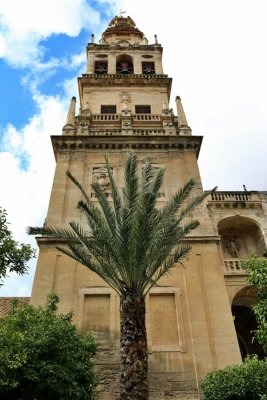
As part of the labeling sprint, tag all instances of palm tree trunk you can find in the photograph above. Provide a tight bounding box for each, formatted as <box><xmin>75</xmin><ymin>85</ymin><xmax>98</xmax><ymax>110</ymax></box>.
<box><xmin>120</xmin><ymin>292</ymin><xmax>149</xmax><ymax>399</ymax></box>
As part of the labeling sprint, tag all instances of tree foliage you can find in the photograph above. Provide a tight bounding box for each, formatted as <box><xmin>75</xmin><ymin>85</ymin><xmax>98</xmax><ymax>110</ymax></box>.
<box><xmin>241</xmin><ymin>255</ymin><xmax>267</xmax><ymax>352</ymax></box>
<box><xmin>0</xmin><ymin>293</ymin><xmax>97</xmax><ymax>400</ymax></box>
<box><xmin>201</xmin><ymin>356</ymin><xmax>267</xmax><ymax>400</ymax></box>
<box><xmin>28</xmin><ymin>153</ymin><xmax>211</xmax><ymax>297</ymax></box>
<box><xmin>28</xmin><ymin>152</ymin><xmax>214</xmax><ymax>399</ymax></box>
<box><xmin>0</xmin><ymin>207</ymin><xmax>36</xmax><ymax>286</ymax></box>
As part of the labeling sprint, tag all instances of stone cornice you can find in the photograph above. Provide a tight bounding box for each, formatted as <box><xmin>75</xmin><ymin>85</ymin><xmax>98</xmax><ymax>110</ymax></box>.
<box><xmin>87</xmin><ymin>43</ymin><xmax>162</xmax><ymax>51</ymax></box>
<box><xmin>51</xmin><ymin>135</ymin><xmax>202</xmax><ymax>160</ymax></box>
<box><xmin>36</xmin><ymin>233</ymin><xmax>219</xmax><ymax>247</ymax></box>
<box><xmin>78</xmin><ymin>75</ymin><xmax>171</xmax><ymax>91</ymax></box>
<box><xmin>78</xmin><ymin>74</ymin><xmax>172</xmax><ymax>101</ymax></box>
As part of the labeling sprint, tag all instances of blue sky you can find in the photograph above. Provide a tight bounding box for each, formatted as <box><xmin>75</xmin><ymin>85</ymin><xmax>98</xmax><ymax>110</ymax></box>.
<box><xmin>0</xmin><ymin>0</ymin><xmax>267</xmax><ymax>296</ymax></box>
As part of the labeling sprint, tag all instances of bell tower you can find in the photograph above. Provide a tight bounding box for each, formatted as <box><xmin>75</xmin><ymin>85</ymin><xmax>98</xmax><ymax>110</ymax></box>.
<box><xmin>31</xmin><ymin>16</ymin><xmax>242</xmax><ymax>399</ymax></box>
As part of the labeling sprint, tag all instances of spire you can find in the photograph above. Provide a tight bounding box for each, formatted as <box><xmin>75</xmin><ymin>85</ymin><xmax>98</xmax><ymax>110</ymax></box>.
<box><xmin>175</xmin><ymin>96</ymin><xmax>188</xmax><ymax>127</ymax></box>
<box><xmin>175</xmin><ymin>96</ymin><xmax>192</xmax><ymax>135</ymax></box>
<box><xmin>64</xmin><ymin>96</ymin><xmax>76</xmax><ymax>127</ymax></box>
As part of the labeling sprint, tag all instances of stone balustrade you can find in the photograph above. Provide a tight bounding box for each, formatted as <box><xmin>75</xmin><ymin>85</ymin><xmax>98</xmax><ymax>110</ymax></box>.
<box><xmin>91</xmin><ymin>114</ymin><xmax>120</xmax><ymax>121</ymax></box>
<box><xmin>223</xmin><ymin>259</ymin><xmax>248</xmax><ymax>274</ymax></box>
<box><xmin>206</xmin><ymin>191</ymin><xmax>262</xmax><ymax>209</ymax></box>
<box><xmin>86</xmin><ymin>129</ymin><xmax>167</xmax><ymax>136</ymax></box>
<box><xmin>211</xmin><ymin>192</ymin><xmax>252</xmax><ymax>202</ymax></box>
<box><xmin>82</xmin><ymin>73</ymin><xmax>168</xmax><ymax>79</ymax></box>
<box><xmin>133</xmin><ymin>114</ymin><xmax>161</xmax><ymax>121</ymax></box>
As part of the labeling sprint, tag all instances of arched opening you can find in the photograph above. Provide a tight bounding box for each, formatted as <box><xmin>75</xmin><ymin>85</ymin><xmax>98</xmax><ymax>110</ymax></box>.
<box><xmin>116</xmin><ymin>54</ymin><xmax>134</xmax><ymax>74</ymax></box>
<box><xmin>232</xmin><ymin>286</ymin><xmax>265</xmax><ymax>360</ymax></box>
<box><xmin>218</xmin><ymin>216</ymin><xmax>266</xmax><ymax>261</ymax></box>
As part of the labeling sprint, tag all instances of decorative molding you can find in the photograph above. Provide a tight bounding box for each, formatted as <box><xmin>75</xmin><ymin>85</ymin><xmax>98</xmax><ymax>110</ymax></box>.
<box><xmin>51</xmin><ymin>135</ymin><xmax>203</xmax><ymax>160</ymax></box>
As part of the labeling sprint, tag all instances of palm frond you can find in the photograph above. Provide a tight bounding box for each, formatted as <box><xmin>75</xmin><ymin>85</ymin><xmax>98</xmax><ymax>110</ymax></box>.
<box><xmin>28</xmin><ymin>153</ymin><xmax>209</xmax><ymax>297</ymax></box>
<box><xmin>105</xmin><ymin>155</ymin><xmax>122</xmax><ymax>224</ymax></box>
<box><xmin>144</xmin><ymin>243</ymin><xmax>192</xmax><ymax>295</ymax></box>
<box><xmin>27</xmin><ymin>225</ymin><xmax>79</xmax><ymax>241</ymax></box>
<box><xmin>66</xmin><ymin>170</ymin><xmax>92</xmax><ymax>206</ymax></box>
<box><xmin>91</xmin><ymin>181</ymin><xmax>117</xmax><ymax>232</ymax></box>
<box><xmin>56</xmin><ymin>244</ymin><xmax>123</xmax><ymax>294</ymax></box>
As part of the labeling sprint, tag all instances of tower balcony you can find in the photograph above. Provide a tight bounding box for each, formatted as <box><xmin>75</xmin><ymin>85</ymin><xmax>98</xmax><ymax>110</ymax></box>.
<box><xmin>223</xmin><ymin>259</ymin><xmax>248</xmax><ymax>275</ymax></box>
<box><xmin>78</xmin><ymin>113</ymin><xmax>173</xmax><ymax>131</ymax></box>
<box><xmin>91</xmin><ymin>113</ymin><xmax>120</xmax><ymax>122</ymax></box>
<box><xmin>206</xmin><ymin>191</ymin><xmax>262</xmax><ymax>209</ymax></box>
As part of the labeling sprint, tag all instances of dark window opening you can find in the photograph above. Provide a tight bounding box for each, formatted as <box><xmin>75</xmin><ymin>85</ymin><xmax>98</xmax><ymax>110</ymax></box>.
<box><xmin>135</xmin><ymin>105</ymin><xmax>151</xmax><ymax>114</ymax></box>
<box><xmin>116</xmin><ymin>61</ymin><xmax>133</xmax><ymax>74</ymax></box>
<box><xmin>101</xmin><ymin>105</ymin><xmax>117</xmax><ymax>114</ymax></box>
<box><xmin>142</xmin><ymin>62</ymin><xmax>155</xmax><ymax>74</ymax></box>
<box><xmin>116</xmin><ymin>55</ymin><xmax>134</xmax><ymax>75</ymax></box>
<box><xmin>95</xmin><ymin>61</ymin><xmax>108</xmax><ymax>74</ymax></box>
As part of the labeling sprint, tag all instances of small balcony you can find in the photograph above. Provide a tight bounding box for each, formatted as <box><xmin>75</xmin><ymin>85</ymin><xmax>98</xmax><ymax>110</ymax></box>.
<box><xmin>206</xmin><ymin>191</ymin><xmax>262</xmax><ymax>209</ymax></box>
<box><xmin>133</xmin><ymin>114</ymin><xmax>161</xmax><ymax>122</ymax></box>
<box><xmin>91</xmin><ymin>114</ymin><xmax>120</xmax><ymax>121</ymax></box>
<box><xmin>223</xmin><ymin>259</ymin><xmax>248</xmax><ymax>275</ymax></box>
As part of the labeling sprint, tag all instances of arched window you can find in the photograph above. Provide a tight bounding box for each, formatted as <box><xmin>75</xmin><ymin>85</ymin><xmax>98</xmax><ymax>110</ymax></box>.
<box><xmin>116</xmin><ymin>54</ymin><xmax>134</xmax><ymax>74</ymax></box>
<box><xmin>218</xmin><ymin>216</ymin><xmax>266</xmax><ymax>260</ymax></box>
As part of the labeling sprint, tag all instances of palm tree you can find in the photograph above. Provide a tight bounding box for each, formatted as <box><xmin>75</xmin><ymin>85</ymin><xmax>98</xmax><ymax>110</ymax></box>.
<box><xmin>28</xmin><ymin>152</ymin><xmax>212</xmax><ymax>400</ymax></box>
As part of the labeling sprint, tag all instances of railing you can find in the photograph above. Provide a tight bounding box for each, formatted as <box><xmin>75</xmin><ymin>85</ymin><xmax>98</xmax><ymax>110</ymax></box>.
<box><xmin>223</xmin><ymin>259</ymin><xmax>247</xmax><ymax>274</ymax></box>
<box><xmin>206</xmin><ymin>191</ymin><xmax>261</xmax><ymax>208</ymax></box>
<box><xmin>133</xmin><ymin>114</ymin><xmax>161</xmax><ymax>121</ymax></box>
<box><xmin>87</xmin><ymin>130</ymin><xmax>121</xmax><ymax>136</ymax></box>
<box><xmin>132</xmin><ymin>129</ymin><xmax>166</xmax><ymax>135</ymax></box>
<box><xmin>85</xmin><ymin>129</ymin><xmax>167</xmax><ymax>136</ymax></box>
<box><xmin>82</xmin><ymin>73</ymin><xmax>168</xmax><ymax>79</ymax></box>
<box><xmin>88</xmin><ymin>43</ymin><xmax>158</xmax><ymax>50</ymax></box>
<box><xmin>91</xmin><ymin>114</ymin><xmax>120</xmax><ymax>121</ymax></box>
<box><xmin>210</xmin><ymin>192</ymin><xmax>252</xmax><ymax>202</ymax></box>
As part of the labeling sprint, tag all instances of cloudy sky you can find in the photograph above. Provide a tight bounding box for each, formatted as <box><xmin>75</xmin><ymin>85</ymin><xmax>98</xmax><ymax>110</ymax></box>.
<box><xmin>0</xmin><ymin>0</ymin><xmax>266</xmax><ymax>296</ymax></box>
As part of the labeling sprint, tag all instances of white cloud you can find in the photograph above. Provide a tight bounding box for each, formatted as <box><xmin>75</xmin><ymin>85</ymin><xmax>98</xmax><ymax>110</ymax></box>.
<box><xmin>0</xmin><ymin>92</ymin><xmax>68</xmax><ymax>295</ymax></box>
<box><xmin>119</xmin><ymin>0</ymin><xmax>267</xmax><ymax>190</ymax></box>
<box><xmin>0</xmin><ymin>0</ymin><xmax>104</xmax><ymax>67</ymax></box>
<box><xmin>0</xmin><ymin>0</ymin><xmax>119</xmax><ymax>296</ymax></box>
<box><xmin>1</xmin><ymin>0</ymin><xmax>267</xmax><ymax>296</ymax></box>
<box><xmin>0</xmin><ymin>92</ymin><xmax>67</xmax><ymax>233</ymax></box>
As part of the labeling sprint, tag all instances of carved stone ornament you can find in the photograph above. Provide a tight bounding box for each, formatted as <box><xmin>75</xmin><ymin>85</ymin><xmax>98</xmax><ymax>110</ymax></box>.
<box><xmin>92</xmin><ymin>167</ymin><xmax>112</xmax><ymax>192</ymax></box>
<box><xmin>224</xmin><ymin>237</ymin><xmax>240</xmax><ymax>258</ymax></box>
<box><xmin>119</xmin><ymin>93</ymin><xmax>132</xmax><ymax>109</ymax></box>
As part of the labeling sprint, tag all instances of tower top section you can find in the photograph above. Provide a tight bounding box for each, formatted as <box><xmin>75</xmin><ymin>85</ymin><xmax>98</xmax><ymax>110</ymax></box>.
<box><xmin>100</xmin><ymin>15</ymin><xmax>148</xmax><ymax>45</ymax></box>
<box><xmin>60</xmin><ymin>15</ymin><xmax>194</xmax><ymax>146</ymax></box>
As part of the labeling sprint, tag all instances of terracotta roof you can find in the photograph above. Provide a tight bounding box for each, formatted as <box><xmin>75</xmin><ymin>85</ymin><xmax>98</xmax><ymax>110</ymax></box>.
<box><xmin>0</xmin><ymin>297</ymin><xmax>30</xmax><ymax>317</ymax></box>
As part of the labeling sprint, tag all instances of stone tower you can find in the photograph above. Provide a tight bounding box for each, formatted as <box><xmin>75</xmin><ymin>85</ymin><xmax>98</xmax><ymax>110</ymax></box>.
<box><xmin>31</xmin><ymin>15</ymin><xmax>267</xmax><ymax>399</ymax></box>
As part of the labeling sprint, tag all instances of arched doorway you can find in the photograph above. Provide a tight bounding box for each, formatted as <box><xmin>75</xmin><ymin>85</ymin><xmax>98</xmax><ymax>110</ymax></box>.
<box><xmin>232</xmin><ymin>286</ymin><xmax>265</xmax><ymax>360</ymax></box>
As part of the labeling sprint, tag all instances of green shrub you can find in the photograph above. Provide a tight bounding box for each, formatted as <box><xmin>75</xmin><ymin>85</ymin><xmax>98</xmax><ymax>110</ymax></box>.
<box><xmin>0</xmin><ymin>293</ymin><xmax>98</xmax><ymax>400</ymax></box>
<box><xmin>201</xmin><ymin>356</ymin><xmax>267</xmax><ymax>400</ymax></box>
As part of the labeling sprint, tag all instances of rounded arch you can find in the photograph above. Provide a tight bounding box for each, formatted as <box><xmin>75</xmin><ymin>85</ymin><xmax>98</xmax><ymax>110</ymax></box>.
<box><xmin>232</xmin><ymin>286</ymin><xmax>265</xmax><ymax>360</ymax></box>
<box><xmin>116</xmin><ymin>54</ymin><xmax>133</xmax><ymax>74</ymax></box>
<box><xmin>218</xmin><ymin>215</ymin><xmax>266</xmax><ymax>259</ymax></box>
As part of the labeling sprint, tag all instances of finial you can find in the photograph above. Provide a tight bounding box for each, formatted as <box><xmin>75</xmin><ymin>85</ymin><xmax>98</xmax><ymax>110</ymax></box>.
<box><xmin>175</xmin><ymin>96</ymin><xmax>190</xmax><ymax>133</ymax></box>
<box><xmin>64</xmin><ymin>96</ymin><xmax>76</xmax><ymax>127</ymax></box>
<box><xmin>154</xmin><ymin>35</ymin><xmax>158</xmax><ymax>44</ymax></box>
<box><xmin>90</xmin><ymin>34</ymin><xmax>94</xmax><ymax>44</ymax></box>
<box><xmin>119</xmin><ymin>10</ymin><xmax>127</xmax><ymax>16</ymax></box>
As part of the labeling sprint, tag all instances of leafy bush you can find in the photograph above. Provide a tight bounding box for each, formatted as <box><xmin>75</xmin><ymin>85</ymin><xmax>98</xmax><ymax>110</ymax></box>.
<box><xmin>0</xmin><ymin>293</ymin><xmax>97</xmax><ymax>400</ymax></box>
<box><xmin>201</xmin><ymin>356</ymin><xmax>267</xmax><ymax>400</ymax></box>
<box><xmin>0</xmin><ymin>207</ymin><xmax>35</xmax><ymax>286</ymax></box>
<box><xmin>241</xmin><ymin>255</ymin><xmax>267</xmax><ymax>352</ymax></box>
